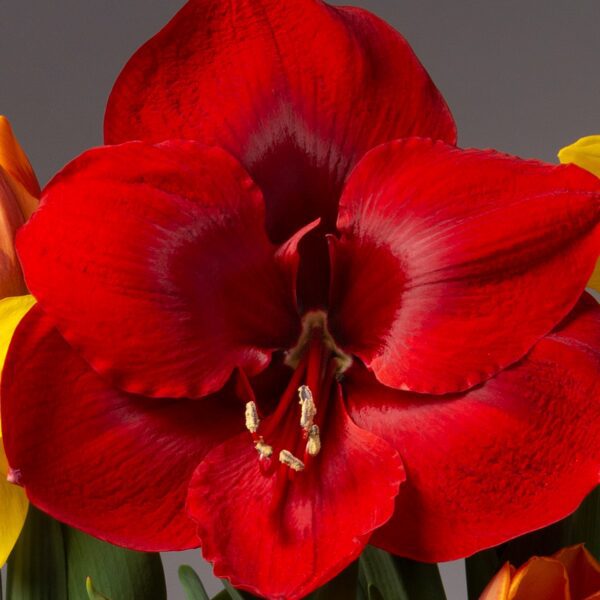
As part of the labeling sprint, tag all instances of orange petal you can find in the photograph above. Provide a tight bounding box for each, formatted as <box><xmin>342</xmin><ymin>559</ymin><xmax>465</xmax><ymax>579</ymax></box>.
<box><xmin>0</xmin><ymin>116</ymin><xmax>40</xmax><ymax>199</ymax></box>
<box><xmin>480</xmin><ymin>562</ymin><xmax>512</xmax><ymax>600</ymax></box>
<box><xmin>0</xmin><ymin>118</ymin><xmax>40</xmax><ymax>298</ymax></box>
<box><xmin>0</xmin><ymin>171</ymin><xmax>29</xmax><ymax>297</ymax></box>
<box><xmin>508</xmin><ymin>557</ymin><xmax>570</xmax><ymax>600</ymax></box>
<box><xmin>554</xmin><ymin>545</ymin><xmax>600</xmax><ymax>600</ymax></box>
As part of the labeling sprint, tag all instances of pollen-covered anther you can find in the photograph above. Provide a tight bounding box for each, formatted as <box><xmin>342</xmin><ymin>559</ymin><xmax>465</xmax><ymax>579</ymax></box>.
<box><xmin>254</xmin><ymin>438</ymin><xmax>273</xmax><ymax>459</ymax></box>
<box><xmin>244</xmin><ymin>400</ymin><xmax>260</xmax><ymax>433</ymax></box>
<box><xmin>298</xmin><ymin>385</ymin><xmax>317</xmax><ymax>429</ymax></box>
<box><xmin>306</xmin><ymin>424</ymin><xmax>321</xmax><ymax>457</ymax></box>
<box><xmin>279</xmin><ymin>449</ymin><xmax>305</xmax><ymax>472</ymax></box>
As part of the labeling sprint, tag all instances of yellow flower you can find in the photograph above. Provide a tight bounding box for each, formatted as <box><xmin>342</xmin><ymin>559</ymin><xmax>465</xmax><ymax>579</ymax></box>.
<box><xmin>0</xmin><ymin>116</ymin><xmax>39</xmax><ymax>566</ymax></box>
<box><xmin>558</xmin><ymin>135</ymin><xmax>600</xmax><ymax>291</ymax></box>
<box><xmin>480</xmin><ymin>544</ymin><xmax>600</xmax><ymax>600</ymax></box>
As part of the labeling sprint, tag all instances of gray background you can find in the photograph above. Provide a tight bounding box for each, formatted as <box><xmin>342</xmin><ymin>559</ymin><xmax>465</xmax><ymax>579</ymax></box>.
<box><xmin>2</xmin><ymin>1</ymin><xmax>600</xmax><ymax>598</ymax></box>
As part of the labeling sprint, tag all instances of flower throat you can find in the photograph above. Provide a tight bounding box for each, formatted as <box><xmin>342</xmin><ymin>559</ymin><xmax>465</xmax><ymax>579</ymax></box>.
<box><xmin>240</xmin><ymin>310</ymin><xmax>352</xmax><ymax>476</ymax></box>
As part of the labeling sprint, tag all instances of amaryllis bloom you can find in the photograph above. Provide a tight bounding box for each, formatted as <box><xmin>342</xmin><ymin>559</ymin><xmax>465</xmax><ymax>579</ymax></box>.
<box><xmin>0</xmin><ymin>116</ymin><xmax>39</xmax><ymax>565</ymax></box>
<box><xmin>560</xmin><ymin>135</ymin><xmax>600</xmax><ymax>291</ymax></box>
<box><xmin>480</xmin><ymin>545</ymin><xmax>600</xmax><ymax>600</ymax></box>
<box><xmin>3</xmin><ymin>2</ymin><xmax>600</xmax><ymax>599</ymax></box>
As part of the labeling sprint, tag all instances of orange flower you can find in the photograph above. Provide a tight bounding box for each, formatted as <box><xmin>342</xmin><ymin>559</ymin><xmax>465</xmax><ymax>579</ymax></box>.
<box><xmin>480</xmin><ymin>545</ymin><xmax>600</xmax><ymax>600</ymax></box>
<box><xmin>0</xmin><ymin>116</ymin><xmax>40</xmax><ymax>297</ymax></box>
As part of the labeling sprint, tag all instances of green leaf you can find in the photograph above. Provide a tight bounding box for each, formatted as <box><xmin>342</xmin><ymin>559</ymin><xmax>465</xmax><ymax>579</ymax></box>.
<box><xmin>359</xmin><ymin>547</ymin><xmax>407</xmax><ymax>600</ymax></box>
<box><xmin>465</xmin><ymin>550</ymin><xmax>501</xmax><ymax>600</ymax></box>
<box><xmin>392</xmin><ymin>556</ymin><xmax>447</xmax><ymax>600</ymax></box>
<box><xmin>359</xmin><ymin>546</ymin><xmax>446</xmax><ymax>600</ymax></box>
<box><xmin>563</xmin><ymin>485</ymin><xmax>600</xmax><ymax>559</ymax></box>
<box><xmin>308</xmin><ymin>560</ymin><xmax>359</xmax><ymax>600</ymax></box>
<box><xmin>222</xmin><ymin>582</ymin><xmax>256</xmax><ymax>600</ymax></box>
<box><xmin>178</xmin><ymin>565</ymin><xmax>210</xmax><ymax>600</ymax></box>
<box><xmin>63</xmin><ymin>526</ymin><xmax>166</xmax><ymax>600</ymax></box>
<box><xmin>7</xmin><ymin>505</ymin><xmax>68</xmax><ymax>600</ymax></box>
<box><xmin>85</xmin><ymin>577</ymin><xmax>110</xmax><ymax>600</ymax></box>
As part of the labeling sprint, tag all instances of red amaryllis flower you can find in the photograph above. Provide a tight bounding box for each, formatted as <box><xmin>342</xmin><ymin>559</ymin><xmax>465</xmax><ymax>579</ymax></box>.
<box><xmin>3</xmin><ymin>2</ymin><xmax>600</xmax><ymax>599</ymax></box>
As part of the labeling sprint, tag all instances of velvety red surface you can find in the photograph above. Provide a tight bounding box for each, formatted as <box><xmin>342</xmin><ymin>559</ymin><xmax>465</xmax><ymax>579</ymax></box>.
<box><xmin>4</xmin><ymin>1</ymin><xmax>600</xmax><ymax>599</ymax></box>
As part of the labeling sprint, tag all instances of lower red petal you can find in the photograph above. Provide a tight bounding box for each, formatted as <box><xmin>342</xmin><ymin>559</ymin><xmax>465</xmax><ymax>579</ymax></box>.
<box><xmin>187</xmin><ymin>386</ymin><xmax>404</xmax><ymax>600</ymax></box>
<box><xmin>1</xmin><ymin>306</ymin><xmax>244</xmax><ymax>550</ymax></box>
<box><xmin>345</xmin><ymin>294</ymin><xmax>600</xmax><ymax>561</ymax></box>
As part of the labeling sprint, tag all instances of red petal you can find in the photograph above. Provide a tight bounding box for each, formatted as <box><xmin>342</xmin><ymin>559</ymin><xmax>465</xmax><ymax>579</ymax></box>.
<box><xmin>345</xmin><ymin>294</ymin><xmax>600</xmax><ymax>561</ymax></box>
<box><xmin>187</xmin><ymin>386</ymin><xmax>404</xmax><ymax>600</ymax></box>
<box><xmin>330</xmin><ymin>138</ymin><xmax>600</xmax><ymax>394</ymax></box>
<box><xmin>17</xmin><ymin>141</ymin><xmax>300</xmax><ymax>398</ymax></box>
<box><xmin>104</xmin><ymin>0</ymin><xmax>456</xmax><ymax>242</ymax></box>
<box><xmin>1</xmin><ymin>306</ymin><xmax>245</xmax><ymax>550</ymax></box>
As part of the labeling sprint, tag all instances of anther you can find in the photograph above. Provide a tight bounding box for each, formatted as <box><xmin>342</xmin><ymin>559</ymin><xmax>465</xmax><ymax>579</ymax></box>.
<box><xmin>245</xmin><ymin>401</ymin><xmax>260</xmax><ymax>433</ymax></box>
<box><xmin>279</xmin><ymin>449</ymin><xmax>305</xmax><ymax>472</ymax></box>
<box><xmin>306</xmin><ymin>424</ymin><xmax>321</xmax><ymax>457</ymax></box>
<box><xmin>298</xmin><ymin>385</ymin><xmax>317</xmax><ymax>429</ymax></box>
<box><xmin>255</xmin><ymin>438</ymin><xmax>273</xmax><ymax>459</ymax></box>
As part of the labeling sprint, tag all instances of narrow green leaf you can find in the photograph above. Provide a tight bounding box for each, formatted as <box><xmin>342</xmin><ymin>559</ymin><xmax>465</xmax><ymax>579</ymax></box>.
<box><xmin>63</xmin><ymin>526</ymin><xmax>166</xmax><ymax>600</ymax></box>
<box><xmin>222</xmin><ymin>582</ymin><xmax>249</xmax><ymax>600</ymax></box>
<box><xmin>359</xmin><ymin>546</ymin><xmax>408</xmax><ymax>600</ymax></box>
<box><xmin>359</xmin><ymin>546</ymin><xmax>446</xmax><ymax>600</ymax></box>
<box><xmin>85</xmin><ymin>577</ymin><xmax>110</xmax><ymax>600</ymax></box>
<box><xmin>6</xmin><ymin>506</ymin><xmax>67</xmax><ymax>600</ymax></box>
<box><xmin>178</xmin><ymin>565</ymin><xmax>210</xmax><ymax>600</ymax></box>
<box><xmin>392</xmin><ymin>556</ymin><xmax>447</xmax><ymax>600</ymax></box>
<box><xmin>465</xmin><ymin>550</ymin><xmax>501</xmax><ymax>600</ymax></box>
<box><xmin>563</xmin><ymin>485</ymin><xmax>600</xmax><ymax>559</ymax></box>
<box><xmin>308</xmin><ymin>560</ymin><xmax>359</xmax><ymax>600</ymax></box>
<box><xmin>210</xmin><ymin>592</ymin><xmax>230</xmax><ymax>600</ymax></box>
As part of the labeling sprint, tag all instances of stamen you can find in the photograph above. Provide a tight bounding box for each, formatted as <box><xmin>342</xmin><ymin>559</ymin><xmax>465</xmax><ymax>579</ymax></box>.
<box><xmin>298</xmin><ymin>385</ymin><xmax>317</xmax><ymax>429</ymax></box>
<box><xmin>306</xmin><ymin>424</ymin><xmax>321</xmax><ymax>457</ymax></box>
<box><xmin>279</xmin><ymin>449</ymin><xmax>305</xmax><ymax>472</ymax></box>
<box><xmin>244</xmin><ymin>401</ymin><xmax>260</xmax><ymax>433</ymax></box>
<box><xmin>255</xmin><ymin>438</ymin><xmax>273</xmax><ymax>459</ymax></box>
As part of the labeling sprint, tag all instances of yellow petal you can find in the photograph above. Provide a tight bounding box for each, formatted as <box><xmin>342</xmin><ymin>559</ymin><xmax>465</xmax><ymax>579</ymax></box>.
<box><xmin>508</xmin><ymin>557</ymin><xmax>569</xmax><ymax>600</ymax></box>
<box><xmin>588</xmin><ymin>264</ymin><xmax>600</xmax><ymax>294</ymax></box>
<box><xmin>480</xmin><ymin>562</ymin><xmax>512</xmax><ymax>600</ymax></box>
<box><xmin>559</xmin><ymin>135</ymin><xmax>600</xmax><ymax>179</ymax></box>
<box><xmin>0</xmin><ymin>444</ymin><xmax>28</xmax><ymax>566</ymax></box>
<box><xmin>0</xmin><ymin>295</ymin><xmax>36</xmax><ymax>434</ymax></box>
<box><xmin>0</xmin><ymin>116</ymin><xmax>40</xmax><ymax>200</ymax></box>
<box><xmin>0</xmin><ymin>295</ymin><xmax>35</xmax><ymax>565</ymax></box>
<box><xmin>558</xmin><ymin>135</ymin><xmax>600</xmax><ymax>292</ymax></box>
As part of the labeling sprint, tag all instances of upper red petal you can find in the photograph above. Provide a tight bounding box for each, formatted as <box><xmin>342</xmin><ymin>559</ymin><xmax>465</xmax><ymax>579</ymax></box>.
<box><xmin>17</xmin><ymin>141</ymin><xmax>300</xmax><ymax>399</ymax></box>
<box><xmin>1</xmin><ymin>306</ymin><xmax>244</xmax><ymax>550</ymax></box>
<box><xmin>330</xmin><ymin>138</ymin><xmax>600</xmax><ymax>394</ymax></box>
<box><xmin>104</xmin><ymin>0</ymin><xmax>456</xmax><ymax>242</ymax></box>
<box><xmin>187</xmin><ymin>386</ymin><xmax>404</xmax><ymax>600</ymax></box>
<box><xmin>345</xmin><ymin>294</ymin><xmax>600</xmax><ymax>562</ymax></box>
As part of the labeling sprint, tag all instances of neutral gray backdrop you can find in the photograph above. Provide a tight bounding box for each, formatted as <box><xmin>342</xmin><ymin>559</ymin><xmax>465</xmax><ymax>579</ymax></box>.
<box><xmin>2</xmin><ymin>1</ymin><xmax>600</xmax><ymax>599</ymax></box>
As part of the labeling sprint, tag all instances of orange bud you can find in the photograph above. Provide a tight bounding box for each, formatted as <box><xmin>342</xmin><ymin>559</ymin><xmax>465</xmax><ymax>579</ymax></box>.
<box><xmin>0</xmin><ymin>116</ymin><xmax>40</xmax><ymax>298</ymax></box>
<box><xmin>480</xmin><ymin>545</ymin><xmax>600</xmax><ymax>600</ymax></box>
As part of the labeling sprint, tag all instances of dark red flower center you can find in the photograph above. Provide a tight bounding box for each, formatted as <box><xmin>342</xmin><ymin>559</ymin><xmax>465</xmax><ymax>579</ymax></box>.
<box><xmin>237</xmin><ymin>310</ymin><xmax>352</xmax><ymax>478</ymax></box>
